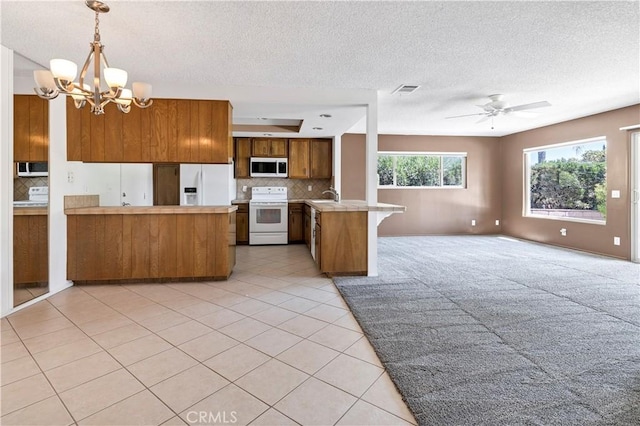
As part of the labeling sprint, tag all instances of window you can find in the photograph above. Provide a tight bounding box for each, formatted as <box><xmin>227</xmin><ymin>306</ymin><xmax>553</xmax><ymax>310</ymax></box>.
<box><xmin>524</xmin><ymin>137</ymin><xmax>606</xmax><ymax>223</ymax></box>
<box><xmin>378</xmin><ymin>153</ymin><xmax>466</xmax><ymax>188</ymax></box>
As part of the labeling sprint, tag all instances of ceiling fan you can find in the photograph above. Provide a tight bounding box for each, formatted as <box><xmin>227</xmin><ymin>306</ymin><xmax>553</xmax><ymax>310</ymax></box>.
<box><xmin>446</xmin><ymin>94</ymin><xmax>551</xmax><ymax>128</ymax></box>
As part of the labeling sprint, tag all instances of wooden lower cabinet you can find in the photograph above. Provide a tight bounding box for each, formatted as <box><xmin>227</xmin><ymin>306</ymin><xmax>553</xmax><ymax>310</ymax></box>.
<box><xmin>315</xmin><ymin>211</ymin><xmax>367</xmax><ymax>276</ymax></box>
<box><xmin>67</xmin><ymin>211</ymin><xmax>236</xmax><ymax>282</ymax></box>
<box><xmin>14</xmin><ymin>213</ymin><xmax>48</xmax><ymax>284</ymax></box>
<box><xmin>235</xmin><ymin>203</ymin><xmax>249</xmax><ymax>245</ymax></box>
<box><xmin>288</xmin><ymin>203</ymin><xmax>304</xmax><ymax>243</ymax></box>
<box><xmin>304</xmin><ymin>205</ymin><xmax>311</xmax><ymax>249</ymax></box>
<box><xmin>314</xmin><ymin>216</ymin><xmax>321</xmax><ymax>271</ymax></box>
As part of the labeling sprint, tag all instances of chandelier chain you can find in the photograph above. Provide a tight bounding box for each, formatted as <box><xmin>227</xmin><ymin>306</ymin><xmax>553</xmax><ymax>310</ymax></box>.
<box><xmin>94</xmin><ymin>10</ymin><xmax>100</xmax><ymax>42</ymax></box>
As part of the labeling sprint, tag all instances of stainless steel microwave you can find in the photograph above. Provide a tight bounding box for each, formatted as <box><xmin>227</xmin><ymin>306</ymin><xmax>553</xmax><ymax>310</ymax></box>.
<box><xmin>250</xmin><ymin>157</ymin><xmax>288</xmax><ymax>178</ymax></box>
<box><xmin>16</xmin><ymin>162</ymin><xmax>48</xmax><ymax>177</ymax></box>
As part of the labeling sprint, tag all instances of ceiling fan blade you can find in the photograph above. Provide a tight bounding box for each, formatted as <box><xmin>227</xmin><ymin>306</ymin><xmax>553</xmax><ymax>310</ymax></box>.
<box><xmin>504</xmin><ymin>101</ymin><xmax>551</xmax><ymax>113</ymax></box>
<box><xmin>477</xmin><ymin>104</ymin><xmax>495</xmax><ymax>112</ymax></box>
<box><xmin>446</xmin><ymin>112</ymin><xmax>487</xmax><ymax>119</ymax></box>
<box><xmin>476</xmin><ymin>115</ymin><xmax>490</xmax><ymax>123</ymax></box>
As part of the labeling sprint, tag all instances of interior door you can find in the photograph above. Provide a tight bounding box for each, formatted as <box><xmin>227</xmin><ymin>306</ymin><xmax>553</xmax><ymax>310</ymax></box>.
<box><xmin>153</xmin><ymin>164</ymin><xmax>180</xmax><ymax>206</ymax></box>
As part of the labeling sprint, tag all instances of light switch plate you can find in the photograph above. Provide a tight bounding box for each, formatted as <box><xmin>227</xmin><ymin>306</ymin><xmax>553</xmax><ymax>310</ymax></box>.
<box><xmin>611</xmin><ymin>190</ymin><xmax>620</xmax><ymax>198</ymax></box>
<box><xmin>471</xmin><ymin>220</ymin><xmax>476</xmax><ymax>226</ymax></box>
<box><xmin>614</xmin><ymin>236</ymin><xmax>621</xmax><ymax>246</ymax></box>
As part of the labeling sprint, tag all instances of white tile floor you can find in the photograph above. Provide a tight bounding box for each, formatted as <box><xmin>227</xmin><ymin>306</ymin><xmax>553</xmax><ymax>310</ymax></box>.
<box><xmin>1</xmin><ymin>245</ymin><xmax>416</xmax><ymax>425</ymax></box>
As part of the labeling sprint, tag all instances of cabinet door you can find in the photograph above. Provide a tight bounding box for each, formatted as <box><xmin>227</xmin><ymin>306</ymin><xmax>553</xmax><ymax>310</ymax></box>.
<box><xmin>237</xmin><ymin>212</ymin><xmax>249</xmax><ymax>244</ymax></box>
<box><xmin>66</xmin><ymin>98</ymin><xmax>232</xmax><ymax>163</ymax></box>
<box><xmin>235</xmin><ymin>138</ymin><xmax>251</xmax><ymax>178</ymax></box>
<box><xmin>304</xmin><ymin>207</ymin><xmax>311</xmax><ymax>248</ymax></box>
<box><xmin>252</xmin><ymin>139</ymin><xmax>270</xmax><ymax>157</ymax></box>
<box><xmin>269</xmin><ymin>139</ymin><xmax>288</xmax><ymax>157</ymax></box>
<box><xmin>288</xmin><ymin>139</ymin><xmax>310</xmax><ymax>179</ymax></box>
<box><xmin>288</xmin><ymin>204</ymin><xmax>304</xmax><ymax>242</ymax></box>
<box><xmin>314</xmin><ymin>222</ymin><xmax>321</xmax><ymax>269</ymax></box>
<box><xmin>310</xmin><ymin>139</ymin><xmax>332</xmax><ymax>178</ymax></box>
<box><xmin>14</xmin><ymin>95</ymin><xmax>48</xmax><ymax>162</ymax></box>
<box><xmin>13</xmin><ymin>95</ymin><xmax>30</xmax><ymax>162</ymax></box>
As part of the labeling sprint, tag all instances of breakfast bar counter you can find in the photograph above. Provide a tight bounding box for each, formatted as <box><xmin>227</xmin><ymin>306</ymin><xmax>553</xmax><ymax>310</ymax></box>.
<box><xmin>65</xmin><ymin>206</ymin><xmax>237</xmax><ymax>283</ymax></box>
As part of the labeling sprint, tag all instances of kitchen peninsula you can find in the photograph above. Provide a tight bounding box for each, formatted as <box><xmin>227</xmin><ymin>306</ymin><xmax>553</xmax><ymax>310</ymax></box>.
<box><xmin>65</xmin><ymin>204</ymin><xmax>237</xmax><ymax>283</ymax></box>
<box><xmin>305</xmin><ymin>200</ymin><xmax>406</xmax><ymax>276</ymax></box>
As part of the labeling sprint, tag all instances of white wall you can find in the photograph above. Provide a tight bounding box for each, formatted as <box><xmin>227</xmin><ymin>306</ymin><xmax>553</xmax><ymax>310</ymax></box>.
<box><xmin>1</xmin><ymin>46</ymin><xmax>14</xmax><ymax>316</ymax></box>
<box><xmin>48</xmin><ymin>96</ymin><xmax>73</xmax><ymax>299</ymax></box>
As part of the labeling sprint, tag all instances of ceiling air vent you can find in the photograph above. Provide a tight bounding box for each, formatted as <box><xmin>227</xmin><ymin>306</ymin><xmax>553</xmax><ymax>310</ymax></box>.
<box><xmin>392</xmin><ymin>84</ymin><xmax>420</xmax><ymax>95</ymax></box>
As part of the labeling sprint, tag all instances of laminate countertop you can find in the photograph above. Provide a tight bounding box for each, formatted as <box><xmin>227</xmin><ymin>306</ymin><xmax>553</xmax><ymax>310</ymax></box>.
<box><xmin>232</xmin><ymin>199</ymin><xmax>406</xmax><ymax>212</ymax></box>
<box><xmin>305</xmin><ymin>200</ymin><xmax>406</xmax><ymax>212</ymax></box>
<box><xmin>14</xmin><ymin>207</ymin><xmax>48</xmax><ymax>216</ymax></box>
<box><xmin>65</xmin><ymin>205</ymin><xmax>238</xmax><ymax>215</ymax></box>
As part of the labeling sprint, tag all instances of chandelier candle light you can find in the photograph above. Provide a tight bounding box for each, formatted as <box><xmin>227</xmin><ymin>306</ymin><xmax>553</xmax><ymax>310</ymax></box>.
<box><xmin>33</xmin><ymin>0</ymin><xmax>152</xmax><ymax>115</ymax></box>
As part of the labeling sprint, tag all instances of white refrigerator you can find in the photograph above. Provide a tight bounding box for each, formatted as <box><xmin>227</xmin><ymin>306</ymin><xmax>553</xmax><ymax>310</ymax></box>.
<box><xmin>179</xmin><ymin>163</ymin><xmax>236</xmax><ymax>206</ymax></box>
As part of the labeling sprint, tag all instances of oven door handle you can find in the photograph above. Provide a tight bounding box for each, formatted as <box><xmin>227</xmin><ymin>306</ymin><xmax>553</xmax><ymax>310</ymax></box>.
<box><xmin>250</xmin><ymin>202</ymin><xmax>288</xmax><ymax>207</ymax></box>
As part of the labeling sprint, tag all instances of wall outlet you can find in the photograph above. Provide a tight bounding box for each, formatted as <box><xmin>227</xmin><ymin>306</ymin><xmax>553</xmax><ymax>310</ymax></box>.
<box><xmin>495</xmin><ymin>220</ymin><xmax>500</xmax><ymax>226</ymax></box>
<box><xmin>611</xmin><ymin>190</ymin><xmax>620</xmax><ymax>198</ymax></box>
<box><xmin>308</xmin><ymin>185</ymin><xmax>312</xmax><ymax>191</ymax></box>
<box><xmin>67</xmin><ymin>171</ymin><xmax>74</xmax><ymax>183</ymax></box>
<box><xmin>560</xmin><ymin>228</ymin><xmax>567</xmax><ymax>236</ymax></box>
<box><xmin>614</xmin><ymin>236</ymin><xmax>621</xmax><ymax>246</ymax></box>
<box><xmin>471</xmin><ymin>220</ymin><xmax>476</xmax><ymax>226</ymax></box>
<box><xmin>242</xmin><ymin>185</ymin><xmax>247</xmax><ymax>193</ymax></box>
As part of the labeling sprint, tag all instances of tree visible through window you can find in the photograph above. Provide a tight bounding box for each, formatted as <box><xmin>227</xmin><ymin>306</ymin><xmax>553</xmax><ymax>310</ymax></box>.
<box><xmin>378</xmin><ymin>153</ymin><xmax>466</xmax><ymax>188</ymax></box>
<box><xmin>525</xmin><ymin>138</ymin><xmax>606</xmax><ymax>222</ymax></box>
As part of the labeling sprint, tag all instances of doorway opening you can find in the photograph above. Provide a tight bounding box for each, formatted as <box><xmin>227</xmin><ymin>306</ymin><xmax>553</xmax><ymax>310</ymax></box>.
<box><xmin>153</xmin><ymin>164</ymin><xmax>180</xmax><ymax>206</ymax></box>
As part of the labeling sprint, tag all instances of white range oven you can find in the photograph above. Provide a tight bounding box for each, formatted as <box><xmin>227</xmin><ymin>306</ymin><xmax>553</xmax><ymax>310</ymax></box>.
<box><xmin>249</xmin><ymin>187</ymin><xmax>288</xmax><ymax>245</ymax></box>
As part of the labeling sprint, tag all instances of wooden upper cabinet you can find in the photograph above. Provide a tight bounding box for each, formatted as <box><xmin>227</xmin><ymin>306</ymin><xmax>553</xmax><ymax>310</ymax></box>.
<box><xmin>14</xmin><ymin>95</ymin><xmax>49</xmax><ymax>162</ymax></box>
<box><xmin>251</xmin><ymin>138</ymin><xmax>288</xmax><ymax>157</ymax></box>
<box><xmin>269</xmin><ymin>139</ymin><xmax>288</xmax><ymax>157</ymax></box>
<box><xmin>234</xmin><ymin>138</ymin><xmax>251</xmax><ymax>178</ymax></box>
<box><xmin>288</xmin><ymin>139</ymin><xmax>311</xmax><ymax>179</ymax></box>
<box><xmin>286</xmin><ymin>138</ymin><xmax>332</xmax><ymax>179</ymax></box>
<box><xmin>66</xmin><ymin>98</ymin><xmax>233</xmax><ymax>164</ymax></box>
<box><xmin>310</xmin><ymin>139</ymin><xmax>332</xmax><ymax>178</ymax></box>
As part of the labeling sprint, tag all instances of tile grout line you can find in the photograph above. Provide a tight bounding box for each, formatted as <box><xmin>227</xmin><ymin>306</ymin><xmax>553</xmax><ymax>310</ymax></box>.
<box><xmin>4</xmin><ymin>246</ymin><xmax>411</xmax><ymax>425</ymax></box>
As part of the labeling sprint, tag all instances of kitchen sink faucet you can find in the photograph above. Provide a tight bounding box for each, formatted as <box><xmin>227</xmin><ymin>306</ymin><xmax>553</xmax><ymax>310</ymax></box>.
<box><xmin>322</xmin><ymin>187</ymin><xmax>340</xmax><ymax>202</ymax></box>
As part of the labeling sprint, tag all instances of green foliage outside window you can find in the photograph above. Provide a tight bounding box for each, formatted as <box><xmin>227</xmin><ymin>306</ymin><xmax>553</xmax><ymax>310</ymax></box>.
<box><xmin>528</xmin><ymin>143</ymin><xmax>606</xmax><ymax>221</ymax></box>
<box><xmin>378</xmin><ymin>154</ymin><xmax>466</xmax><ymax>187</ymax></box>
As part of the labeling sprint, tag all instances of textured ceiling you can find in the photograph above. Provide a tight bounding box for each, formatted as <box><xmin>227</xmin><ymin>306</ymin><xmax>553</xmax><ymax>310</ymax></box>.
<box><xmin>2</xmin><ymin>1</ymin><xmax>639</xmax><ymax>137</ymax></box>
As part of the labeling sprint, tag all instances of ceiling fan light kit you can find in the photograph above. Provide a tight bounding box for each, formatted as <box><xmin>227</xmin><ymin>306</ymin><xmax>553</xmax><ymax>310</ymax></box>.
<box><xmin>446</xmin><ymin>94</ymin><xmax>551</xmax><ymax>129</ymax></box>
<box><xmin>33</xmin><ymin>0</ymin><xmax>152</xmax><ymax>115</ymax></box>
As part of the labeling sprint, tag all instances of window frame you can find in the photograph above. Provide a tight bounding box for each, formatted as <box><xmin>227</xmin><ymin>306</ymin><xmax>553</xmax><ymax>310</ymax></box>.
<box><xmin>523</xmin><ymin>136</ymin><xmax>607</xmax><ymax>225</ymax></box>
<box><xmin>377</xmin><ymin>151</ymin><xmax>467</xmax><ymax>189</ymax></box>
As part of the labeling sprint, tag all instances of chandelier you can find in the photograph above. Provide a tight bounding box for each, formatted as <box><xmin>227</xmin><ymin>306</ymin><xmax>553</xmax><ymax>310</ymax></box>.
<box><xmin>33</xmin><ymin>0</ymin><xmax>152</xmax><ymax>115</ymax></box>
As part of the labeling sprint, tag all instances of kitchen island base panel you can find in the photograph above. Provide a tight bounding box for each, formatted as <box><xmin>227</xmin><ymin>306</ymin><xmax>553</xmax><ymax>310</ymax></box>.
<box><xmin>66</xmin><ymin>209</ymin><xmax>236</xmax><ymax>282</ymax></box>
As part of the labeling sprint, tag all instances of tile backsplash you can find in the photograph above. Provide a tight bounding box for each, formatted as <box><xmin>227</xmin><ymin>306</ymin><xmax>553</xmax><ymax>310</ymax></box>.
<box><xmin>236</xmin><ymin>178</ymin><xmax>333</xmax><ymax>200</ymax></box>
<box><xmin>14</xmin><ymin>177</ymin><xmax>48</xmax><ymax>201</ymax></box>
